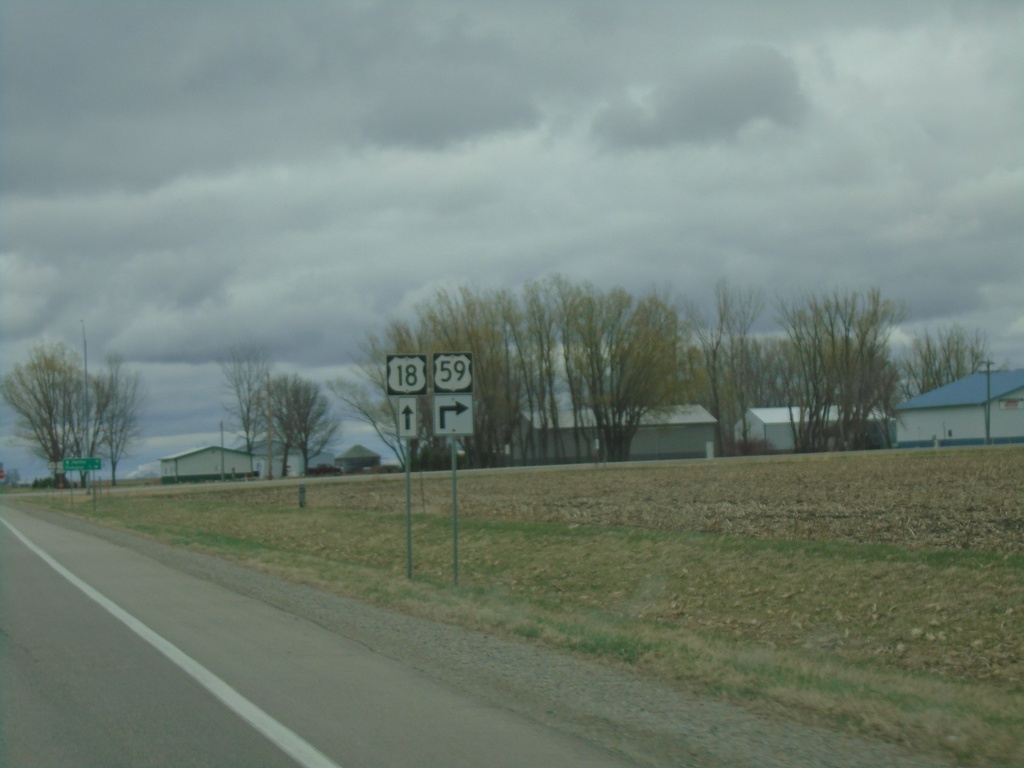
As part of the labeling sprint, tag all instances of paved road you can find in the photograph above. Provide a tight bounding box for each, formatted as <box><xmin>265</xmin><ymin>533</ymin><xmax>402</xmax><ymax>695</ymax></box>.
<box><xmin>0</xmin><ymin>504</ymin><xmax>635</xmax><ymax>768</ymax></box>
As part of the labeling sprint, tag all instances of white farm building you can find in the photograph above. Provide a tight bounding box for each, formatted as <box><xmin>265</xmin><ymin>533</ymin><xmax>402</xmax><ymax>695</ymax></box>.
<box><xmin>249</xmin><ymin>441</ymin><xmax>337</xmax><ymax>479</ymax></box>
<box><xmin>512</xmin><ymin>405</ymin><xmax>716</xmax><ymax>465</ymax></box>
<box><xmin>160</xmin><ymin>446</ymin><xmax>255</xmax><ymax>484</ymax></box>
<box><xmin>735</xmin><ymin>407</ymin><xmax>894</xmax><ymax>453</ymax></box>
<box><xmin>896</xmin><ymin>368</ymin><xmax>1024</xmax><ymax>448</ymax></box>
<box><xmin>735</xmin><ymin>407</ymin><xmax>816</xmax><ymax>453</ymax></box>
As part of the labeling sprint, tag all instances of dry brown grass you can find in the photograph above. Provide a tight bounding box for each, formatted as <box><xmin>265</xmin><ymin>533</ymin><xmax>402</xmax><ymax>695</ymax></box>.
<box><xmin>25</xmin><ymin>446</ymin><xmax>1024</xmax><ymax>765</ymax></box>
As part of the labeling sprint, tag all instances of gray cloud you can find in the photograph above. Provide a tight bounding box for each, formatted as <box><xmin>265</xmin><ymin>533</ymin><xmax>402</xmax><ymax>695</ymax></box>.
<box><xmin>594</xmin><ymin>45</ymin><xmax>807</xmax><ymax>147</ymax></box>
<box><xmin>1</xmin><ymin>1</ymin><xmax>1022</xmax><ymax>481</ymax></box>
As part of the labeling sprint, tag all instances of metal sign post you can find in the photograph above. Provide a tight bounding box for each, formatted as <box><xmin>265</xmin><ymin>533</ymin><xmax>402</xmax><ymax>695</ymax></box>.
<box><xmin>388</xmin><ymin>351</ymin><xmax>474</xmax><ymax>585</ymax></box>
<box><xmin>62</xmin><ymin>458</ymin><xmax>101</xmax><ymax>513</ymax></box>
<box><xmin>405</xmin><ymin>437</ymin><xmax>413</xmax><ymax>578</ymax></box>
<box><xmin>395</xmin><ymin>396</ymin><xmax>419</xmax><ymax>579</ymax></box>
<box><xmin>451</xmin><ymin>436</ymin><xmax>459</xmax><ymax>585</ymax></box>
<box><xmin>433</xmin><ymin>352</ymin><xmax>474</xmax><ymax>585</ymax></box>
<box><xmin>387</xmin><ymin>356</ymin><xmax>428</xmax><ymax>579</ymax></box>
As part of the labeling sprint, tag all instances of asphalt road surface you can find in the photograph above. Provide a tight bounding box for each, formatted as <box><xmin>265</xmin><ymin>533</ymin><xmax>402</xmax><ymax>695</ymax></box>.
<box><xmin>0</xmin><ymin>503</ymin><xmax>635</xmax><ymax>768</ymax></box>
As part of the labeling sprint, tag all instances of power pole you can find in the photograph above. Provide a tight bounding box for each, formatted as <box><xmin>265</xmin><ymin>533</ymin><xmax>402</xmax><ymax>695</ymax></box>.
<box><xmin>983</xmin><ymin>360</ymin><xmax>994</xmax><ymax>445</ymax></box>
<box><xmin>266</xmin><ymin>374</ymin><xmax>273</xmax><ymax>480</ymax></box>
<box><xmin>81</xmin><ymin>320</ymin><xmax>89</xmax><ymax>493</ymax></box>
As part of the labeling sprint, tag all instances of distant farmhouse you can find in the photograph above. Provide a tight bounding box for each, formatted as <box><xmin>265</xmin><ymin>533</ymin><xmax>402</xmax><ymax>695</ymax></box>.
<box><xmin>896</xmin><ymin>368</ymin><xmax>1024</xmax><ymax>448</ymax></box>
<box><xmin>161</xmin><ymin>443</ymin><xmax>339</xmax><ymax>483</ymax></box>
<box><xmin>735</xmin><ymin>407</ymin><xmax>815</xmax><ymax>453</ymax></box>
<box><xmin>248</xmin><ymin>441</ymin><xmax>336</xmax><ymax>479</ymax></box>
<box><xmin>631</xmin><ymin>406</ymin><xmax>717</xmax><ymax>460</ymax></box>
<box><xmin>733</xmin><ymin>409</ymin><xmax>811</xmax><ymax>456</ymax></box>
<box><xmin>512</xmin><ymin>405</ymin><xmax>716</xmax><ymax>465</ymax></box>
<box><xmin>734</xmin><ymin>407</ymin><xmax>894</xmax><ymax>453</ymax></box>
<box><xmin>337</xmin><ymin>444</ymin><xmax>382</xmax><ymax>473</ymax></box>
<box><xmin>160</xmin><ymin>446</ymin><xmax>254</xmax><ymax>484</ymax></box>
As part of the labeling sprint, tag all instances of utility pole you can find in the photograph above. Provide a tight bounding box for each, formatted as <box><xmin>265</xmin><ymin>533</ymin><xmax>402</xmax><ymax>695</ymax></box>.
<box><xmin>266</xmin><ymin>374</ymin><xmax>273</xmax><ymax>480</ymax></box>
<box><xmin>983</xmin><ymin>360</ymin><xmax>994</xmax><ymax>445</ymax></box>
<box><xmin>81</xmin><ymin>320</ymin><xmax>90</xmax><ymax>494</ymax></box>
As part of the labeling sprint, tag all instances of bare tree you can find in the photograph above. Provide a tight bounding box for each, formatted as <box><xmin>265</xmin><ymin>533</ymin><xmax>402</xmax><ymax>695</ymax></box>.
<box><xmin>899</xmin><ymin>324</ymin><xmax>990</xmax><ymax>400</ymax></box>
<box><xmin>724</xmin><ymin>286</ymin><xmax>765</xmax><ymax>449</ymax></box>
<box><xmin>777</xmin><ymin>288</ymin><xmax>905</xmax><ymax>452</ymax></box>
<box><xmin>418</xmin><ymin>286</ymin><xmax>525</xmax><ymax>468</ymax></box>
<box><xmin>290</xmin><ymin>377</ymin><xmax>339</xmax><ymax>474</ymax></box>
<box><xmin>687</xmin><ymin>280</ymin><xmax>764</xmax><ymax>455</ymax></box>
<box><xmin>775</xmin><ymin>296</ymin><xmax>836</xmax><ymax>452</ymax></box>
<box><xmin>219</xmin><ymin>343</ymin><xmax>271</xmax><ymax>453</ymax></box>
<box><xmin>686</xmin><ymin>290</ymin><xmax>727</xmax><ymax>456</ymax></box>
<box><xmin>566</xmin><ymin>284</ymin><xmax>681</xmax><ymax>462</ymax></box>
<box><xmin>513</xmin><ymin>278</ymin><xmax>563</xmax><ymax>465</ymax></box>
<box><xmin>2</xmin><ymin>342</ymin><xmax>84</xmax><ymax>481</ymax></box>
<box><xmin>827</xmin><ymin>288</ymin><xmax>905</xmax><ymax>450</ymax></box>
<box><xmin>744</xmin><ymin>337</ymin><xmax>792</xmax><ymax>410</ymax></box>
<box><xmin>328</xmin><ymin>319</ymin><xmax>430</xmax><ymax>470</ymax></box>
<box><xmin>551</xmin><ymin>276</ymin><xmax>593</xmax><ymax>460</ymax></box>
<box><xmin>270</xmin><ymin>374</ymin><xmax>339</xmax><ymax>476</ymax></box>
<box><xmin>94</xmin><ymin>354</ymin><xmax>145</xmax><ymax>485</ymax></box>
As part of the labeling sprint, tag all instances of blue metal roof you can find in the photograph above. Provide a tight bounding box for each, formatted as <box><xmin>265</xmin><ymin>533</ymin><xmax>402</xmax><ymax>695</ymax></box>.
<box><xmin>897</xmin><ymin>369</ymin><xmax>1024</xmax><ymax>410</ymax></box>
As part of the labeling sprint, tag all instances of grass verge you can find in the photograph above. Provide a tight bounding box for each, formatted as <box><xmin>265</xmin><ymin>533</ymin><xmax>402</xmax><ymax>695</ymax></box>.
<box><xmin>18</xmin><ymin>448</ymin><xmax>1024</xmax><ymax>765</ymax></box>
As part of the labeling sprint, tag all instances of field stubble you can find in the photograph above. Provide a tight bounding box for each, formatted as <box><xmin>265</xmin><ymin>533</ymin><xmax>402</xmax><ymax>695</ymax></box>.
<box><xmin>31</xmin><ymin>447</ymin><xmax>1024</xmax><ymax>765</ymax></box>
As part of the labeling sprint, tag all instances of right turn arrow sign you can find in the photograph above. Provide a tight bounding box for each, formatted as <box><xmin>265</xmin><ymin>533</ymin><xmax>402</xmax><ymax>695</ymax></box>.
<box><xmin>433</xmin><ymin>394</ymin><xmax>474</xmax><ymax>436</ymax></box>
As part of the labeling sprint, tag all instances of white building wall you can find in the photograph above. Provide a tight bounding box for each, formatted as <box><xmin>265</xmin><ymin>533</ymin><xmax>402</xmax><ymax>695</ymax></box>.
<box><xmin>765</xmin><ymin>422</ymin><xmax>797</xmax><ymax>452</ymax></box>
<box><xmin>897</xmin><ymin>393</ymin><xmax>1024</xmax><ymax>446</ymax></box>
<box><xmin>630</xmin><ymin>423</ymin><xmax>716</xmax><ymax>459</ymax></box>
<box><xmin>256</xmin><ymin>454</ymin><xmax>287</xmax><ymax>479</ymax></box>
<box><xmin>737</xmin><ymin>413</ymin><xmax>797</xmax><ymax>452</ymax></box>
<box><xmin>162</xmin><ymin>448</ymin><xmax>254</xmax><ymax>480</ymax></box>
<box><xmin>994</xmin><ymin>395</ymin><xmax>1024</xmax><ymax>439</ymax></box>
<box><xmin>250</xmin><ymin>450</ymin><xmax>358</xmax><ymax>477</ymax></box>
<box><xmin>897</xmin><ymin>406</ymin><xmax>984</xmax><ymax>446</ymax></box>
<box><xmin>178</xmin><ymin>448</ymin><xmax>222</xmax><ymax>476</ymax></box>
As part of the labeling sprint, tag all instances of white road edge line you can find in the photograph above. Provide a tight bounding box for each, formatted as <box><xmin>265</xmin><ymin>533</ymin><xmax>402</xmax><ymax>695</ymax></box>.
<box><xmin>1</xmin><ymin>517</ymin><xmax>343</xmax><ymax>768</ymax></box>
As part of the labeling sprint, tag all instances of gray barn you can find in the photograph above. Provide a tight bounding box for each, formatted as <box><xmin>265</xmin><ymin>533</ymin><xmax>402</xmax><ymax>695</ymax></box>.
<box><xmin>512</xmin><ymin>405</ymin><xmax>716</xmax><ymax>465</ymax></box>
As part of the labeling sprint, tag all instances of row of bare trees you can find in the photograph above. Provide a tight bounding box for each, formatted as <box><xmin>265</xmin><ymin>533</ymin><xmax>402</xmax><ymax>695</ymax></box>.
<box><xmin>4</xmin><ymin>280</ymin><xmax>990</xmax><ymax>481</ymax></box>
<box><xmin>330</xmin><ymin>277</ymin><xmax>692</xmax><ymax>468</ymax></box>
<box><xmin>1</xmin><ymin>339</ymin><xmax>337</xmax><ymax>484</ymax></box>
<box><xmin>219</xmin><ymin>345</ymin><xmax>339</xmax><ymax>476</ymax></box>
<box><xmin>1</xmin><ymin>343</ymin><xmax>144</xmax><ymax>484</ymax></box>
<box><xmin>692</xmin><ymin>284</ymin><xmax>911</xmax><ymax>453</ymax></box>
<box><xmin>898</xmin><ymin>325</ymin><xmax>991</xmax><ymax>401</ymax></box>
<box><xmin>331</xmin><ymin>276</ymin><xmax>991</xmax><ymax>467</ymax></box>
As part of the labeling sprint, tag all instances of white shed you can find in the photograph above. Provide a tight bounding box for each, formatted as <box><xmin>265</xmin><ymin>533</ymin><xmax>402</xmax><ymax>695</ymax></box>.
<box><xmin>251</xmin><ymin>442</ymin><xmax>336</xmax><ymax>479</ymax></box>
<box><xmin>735</xmin><ymin>407</ymin><xmax>817</xmax><ymax>453</ymax></box>
<box><xmin>736</xmin><ymin>406</ymin><xmax>894</xmax><ymax>453</ymax></box>
<box><xmin>160</xmin><ymin>446</ymin><xmax>255</xmax><ymax>484</ymax></box>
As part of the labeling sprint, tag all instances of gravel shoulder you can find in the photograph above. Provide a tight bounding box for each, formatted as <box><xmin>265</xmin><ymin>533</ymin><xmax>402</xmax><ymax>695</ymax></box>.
<box><xmin>10</xmin><ymin>503</ymin><xmax>963</xmax><ymax>768</ymax></box>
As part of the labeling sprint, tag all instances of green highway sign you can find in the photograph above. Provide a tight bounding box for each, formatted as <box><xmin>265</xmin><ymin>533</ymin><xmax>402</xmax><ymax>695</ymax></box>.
<box><xmin>62</xmin><ymin>457</ymin><xmax>102</xmax><ymax>472</ymax></box>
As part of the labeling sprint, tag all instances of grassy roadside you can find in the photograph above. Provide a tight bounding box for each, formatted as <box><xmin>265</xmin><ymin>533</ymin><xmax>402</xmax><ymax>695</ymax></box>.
<box><xmin>19</xmin><ymin>448</ymin><xmax>1024</xmax><ymax>765</ymax></box>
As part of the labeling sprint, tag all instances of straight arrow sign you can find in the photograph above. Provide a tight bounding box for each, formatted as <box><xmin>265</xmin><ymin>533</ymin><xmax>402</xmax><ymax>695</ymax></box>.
<box><xmin>397</xmin><ymin>397</ymin><xmax>418</xmax><ymax>438</ymax></box>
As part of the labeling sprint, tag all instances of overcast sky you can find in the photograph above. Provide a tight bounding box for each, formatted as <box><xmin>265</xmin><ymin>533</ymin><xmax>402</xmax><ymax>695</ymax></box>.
<box><xmin>2</xmin><ymin>1</ymin><xmax>1022</xmax><ymax>481</ymax></box>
